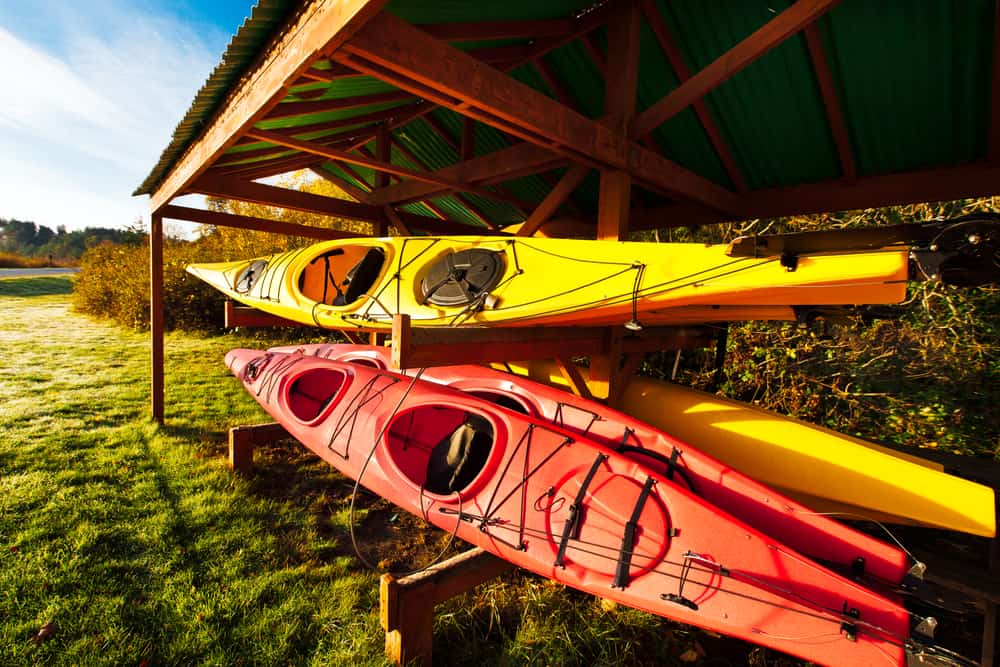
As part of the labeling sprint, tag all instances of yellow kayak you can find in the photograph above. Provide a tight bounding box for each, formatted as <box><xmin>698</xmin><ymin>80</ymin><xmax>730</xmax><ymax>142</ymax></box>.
<box><xmin>187</xmin><ymin>235</ymin><xmax>909</xmax><ymax>329</ymax></box>
<box><xmin>498</xmin><ymin>359</ymin><xmax>996</xmax><ymax>537</ymax></box>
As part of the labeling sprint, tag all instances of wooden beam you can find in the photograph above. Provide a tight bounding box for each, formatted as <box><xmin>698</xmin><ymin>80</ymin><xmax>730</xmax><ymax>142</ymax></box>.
<box><xmin>309</xmin><ymin>166</ymin><xmax>374</xmax><ymax>203</ymax></box>
<box><xmin>582</xmin><ymin>33</ymin><xmax>607</xmax><ymax>77</ymax></box>
<box><xmin>209</xmin><ymin>152</ymin><xmax>325</xmax><ymax>179</ymax></box>
<box><xmin>301</xmin><ymin>62</ymin><xmax>361</xmax><ymax>82</ymax></box>
<box><xmin>225</xmin><ymin>301</ymin><xmax>302</xmax><ymax>328</ymax></box>
<box><xmin>234</xmin><ymin>103</ymin><xmax>425</xmax><ymax>149</ymax></box>
<box><xmin>553</xmin><ymin>356</ymin><xmax>595</xmax><ymax>401</ymax></box>
<box><xmin>640</xmin><ymin>0</ymin><xmax>748</xmax><ymax>192</ymax></box>
<box><xmin>160</xmin><ymin>204</ymin><xmax>363</xmax><ymax>239</ymax></box>
<box><xmin>990</xmin><ymin>0</ymin><xmax>1000</xmax><ymax>162</ymax></box>
<box><xmin>518</xmin><ymin>164</ymin><xmax>591</xmax><ymax>236</ymax></box>
<box><xmin>374</xmin><ymin>124</ymin><xmax>391</xmax><ymax>235</ymax></box>
<box><xmin>533</xmin><ymin>58</ymin><xmax>579</xmax><ymax>111</ymax></box>
<box><xmin>382</xmin><ymin>206</ymin><xmax>411</xmax><ymax>235</ymax></box>
<box><xmin>421</xmin><ymin>19</ymin><xmax>575</xmax><ymax>43</ymax></box>
<box><xmin>189</xmin><ymin>174</ymin><xmax>387</xmax><ymax>224</ymax></box>
<box><xmin>150</xmin><ymin>212</ymin><xmax>164</xmax><ymax>424</ymax></box>
<box><xmin>598</xmin><ymin>2</ymin><xmax>641</xmax><ymax>241</ymax></box>
<box><xmin>803</xmin><ymin>23</ymin><xmax>856</xmax><ymax>180</ymax></box>
<box><xmin>635</xmin><ymin>163</ymin><xmax>1000</xmax><ymax>228</ymax></box>
<box><xmin>368</xmin><ymin>142</ymin><xmax>560</xmax><ymax>206</ymax></box>
<box><xmin>149</xmin><ymin>0</ymin><xmax>389</xmax><ymax>211</ymax></box>
<box><xmin>263</xmin><ymin>90</ymin><xmax>413</xmax><ymax>122</ymax></box>
<box><xmin>246</xmin><ymin>128</ymin><xmax>474</xmax><ymax>191</ymax></box>
<box><xmin>341</xmin><ymin>12</ymin><xmax>742</xmax><ymax>215</ymax></box>
<box><xmin>460</xmin><ymin>118</ymin><xmax>475</xmax><ymax>161</ymax></box>
<box><xmin>633</xmin><ymin>0</ymin><xmax>843</xmax><ymax>138</ymax></box>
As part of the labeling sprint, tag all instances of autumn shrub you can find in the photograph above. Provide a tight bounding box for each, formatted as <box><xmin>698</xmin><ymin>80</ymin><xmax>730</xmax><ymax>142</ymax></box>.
<box><xmin>641</xmin><ymin>197</ymin><xmax>1000</xmax><ymax>458</ymax></box>
<box><xmin>0</xmin><ymin>252</ymin><xmax>52</xmax><ymax>268</ymax></box>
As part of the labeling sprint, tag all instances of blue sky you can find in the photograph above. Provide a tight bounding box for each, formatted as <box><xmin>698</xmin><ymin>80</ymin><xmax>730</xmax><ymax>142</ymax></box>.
<box><xmin>0</xmin><ymin>0</ymin><xmax>256</xmax><ymax>233</ymax></box>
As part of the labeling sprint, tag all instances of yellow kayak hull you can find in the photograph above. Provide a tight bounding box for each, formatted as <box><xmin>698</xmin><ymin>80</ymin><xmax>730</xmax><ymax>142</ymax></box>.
<box><xmin>187</xmin><ymin>236</ymin><xmax>909</xmax><ymax>329</ymax></box>
<box><xmin>499</xmin><ymin>359</ymin><xmax>996</xmax><ymax>537</ymax></box>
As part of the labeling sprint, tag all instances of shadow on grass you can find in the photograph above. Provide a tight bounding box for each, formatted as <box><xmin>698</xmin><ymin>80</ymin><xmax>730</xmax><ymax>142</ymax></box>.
<box><xmin>0</xmin><ymin>276</ymin><xmax>74</xmax><ymax>297</ymax></box>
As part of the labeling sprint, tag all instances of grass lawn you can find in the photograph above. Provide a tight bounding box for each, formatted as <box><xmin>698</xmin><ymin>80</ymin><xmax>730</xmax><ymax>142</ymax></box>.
<box><xmin>2</xmin><ymin>276</ymin><xmax>779</xmax><ymax>666</ymax></box>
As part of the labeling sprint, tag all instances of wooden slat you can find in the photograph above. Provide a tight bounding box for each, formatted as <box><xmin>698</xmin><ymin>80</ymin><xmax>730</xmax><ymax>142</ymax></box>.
<box><xmin>225</xmin><ymin>302</ymin><xmax>302</xmax><ymax>328</ymax></box>
<box><xmin>150</xmin><ymin>213</ymin><xmax>164</xmax><ymax>423</ymax></box>
<box><xmin>150</xmin><ymin>0</ymin><xmax>390</xmax><ymax>211</ymax></box>
<box><xmin>632</xmin><ymin>0</ymin><xmax>842</xmax><ymax>138</ymax></box>
<box><xmin>190</xmin><ymin>174</ymin><xmax>388</xmax><ymax>223</ymax></box>
<box><xmin>263</xmin><ymin>90</ymin><xmax>413</xmax><ymax>122</ymax></box>
<box><xmin>803</xmin><ymin>23</ymin><xmax>856</xmax><ymax>180</ymax></box>
<box><xmin>990</xmin><ymin>0</ymin><xmax>1000</xmax><ymax>162</ymax></box>
<box><xmin>341</xmin><ymin>12</ymin><xmax>743</xmax><ymax>215</ymax></box>
<box><xmin>597</xmin><ymin>2</ymin><xmax>641</xmax><ymax>241</ymax></box>
<box><xmin>421</xmin><ymin>19</ymin><xmax>575</xmax><ymax>42</ymax></box>
<box><xmin>633</xmin><ymin>163</ymin><xmax>1000</xmax><ymax>228</ymax></box>
<box><xmin>308</xmin><ymin>166</ymin><xmax>374</xmax><ymax>203</ymax></box>
<box><xmin>368</xmin><ymin>142</ymin><xmax>560</xmax><ymax>206</ymax></box>
<box><xmin>534</xmin><ymin>58</ymin><xmax>579</xmax><ymax>111</ymax></box>
<box><xmin>160</xmin><ymin>204</ymin><xmax>363</xmax><ymax>239</ymax></box>
<box><xmin>233</xmin><ymin>103</ymin><xmax>424</xmax><ymax>148</ymax></box>
<box><xmin>640</xmin><ymin>0</ymin><xmax>748</xmax><ymax>192</ymax></box>
<box><xmin>517</xmin><ymin>164</ymin><xmax>591</xmax><ymax>236</ymax></box>
<box><xmin>246</xmin><ymin>128</ymin><xmax>471</xmax><ymax>191</ymax></box>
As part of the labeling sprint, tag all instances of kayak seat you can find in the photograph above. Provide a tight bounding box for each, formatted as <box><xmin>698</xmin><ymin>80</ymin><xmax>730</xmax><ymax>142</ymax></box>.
<box><xmin>425</xmin><ymin>413</ymin><xmax>493</xmax><ymax>495</ymax></box>
<box><xmin>335</xmin><ymin>247</ymin><xmax>385</xmax><ymax>306</ymax></box>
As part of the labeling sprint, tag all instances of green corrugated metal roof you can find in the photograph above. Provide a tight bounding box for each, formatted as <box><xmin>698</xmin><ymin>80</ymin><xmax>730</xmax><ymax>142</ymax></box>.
<box><xmin>139</xmin><ymin>0</ymin><xmax>1000</xmax><ymax>229</ymax></box>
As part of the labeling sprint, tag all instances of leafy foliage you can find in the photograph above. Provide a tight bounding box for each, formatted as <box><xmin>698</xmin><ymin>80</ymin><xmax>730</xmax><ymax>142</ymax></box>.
<box><xmin>639</xmin><ymin>198</ymin><xmax>1000</xmax><ymax>459</ymax></box>
<box><xmin>0</xmin><ymin>218</ymin><xmax>144</xmax><ymax>263</ymax></box>
<box><xmin>72</xmin><ymin>172</ymin><xmax>367</xmax><ymax>331</ymax></box>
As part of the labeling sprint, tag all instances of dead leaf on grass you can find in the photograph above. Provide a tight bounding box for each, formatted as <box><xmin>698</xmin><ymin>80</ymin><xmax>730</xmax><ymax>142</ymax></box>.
<box><xmin>30</xmin><ymin>621</ymin><xmax>55</xmax><ymax>645</ymax></box>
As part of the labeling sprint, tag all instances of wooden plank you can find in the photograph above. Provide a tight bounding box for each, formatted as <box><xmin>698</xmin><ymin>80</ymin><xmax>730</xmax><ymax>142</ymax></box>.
<box><xmin>640</xmin><ymin>0</ymin><xmax>748</xmax><ymax>192</ymax></box>
<box><xmin>150</xmin><ymin>213</ymin><xmax>164</xmax><ymax>424</ymax></box>
<box><xmin>263</xmin><ymin>90</ymin><xmax>413</xmax><ymax>122</ymax></box>
<box><xmin>632</xmin><ymin>0</ymin><xmax>842</xmax><ymax>138</ymax></box>
<box><xmin>232</xmin><ymin>103</ymin><xmax>422</xmax><ymax>148</ymax></box>
<box><xmin>421</xmin><ymin>19</ymin><xmax>575</xmax><ymax>43</ymax></box>
<box><xmin>582</xmin><ymin>33</ymin><xmax>607</xmax><ymax>77</ymax></box>
<box><xmin>553</xmin><ymin>355</ymin><xmax>595</xmax><ymax>400</ymax></box>
<box><xmin>308</xmin><ymin>166</ymin><xmax>374</xmax><ymax>203</ymax></box>
<box><xmin>160</xmin><ymin>204</ymin><xmax>362</xmax><ymax>239</ymax></box>
<box><xmin>190</xmin><ymin>174</ymin><xmax>387</xmax><ymax>223</ymax></box>
<box><xmin>534</xmin><ymin>58</ymin><xmax>579</xmax><ymax>111</ymax></box>
<box><xmin>374</xmin><ymin>125</ymin><xmax>391</xmax><ymax>236</ymax></box>
<box><xmin>368</xmin><ymin>142</ymin><xmax>560</xmax><ymax>206</ymax></box>
<box><xmin>597</xmin><ymin>169</ymin><xmax>632</xmax><ymax>240</ymax></box>
<box><xmin>341</xmin><ymin>12</ymin><xmax>742</xmax><ymax>215</ymax></box>
<box><xmin>149</xmin><ymin>0</ymin><xmax>390</xmax><ymax>211</ymax></box>
<box><xmin>383</xmin><ymin>206</ymin><xmax>411</xmax><ymax>235</ymax></box>
<box><xmin>246</xmin><ymin>128</ymin><xmax>473</xmax><ymax>191</ymax></box>
<box><xmin>517</xmin><ymin>164</ymin><xmax>591</xmax><ymax>236</ymax></box>
<box><xmin>991</xmin><ymin>0</ymin><xmax>1000</xmax><ymax>162</ymax></box>
<box><xmin>225</xmin><ymin>301</ymin><xmax>302</xmax><ymax>328</ymax></box>
<box><xmin>803</xmin><ymin>23</ymin><xmax>856</xmax><ymax>180</ymax></box>
<box><xmin>301</xmin><ymin>62</ymin><xmax>361</xmax><ymax>82</ymax></box>
<box><xmin>460</xmin><ymin>118</ymin><xmax>475</xmax><ymax>161</ymax></box>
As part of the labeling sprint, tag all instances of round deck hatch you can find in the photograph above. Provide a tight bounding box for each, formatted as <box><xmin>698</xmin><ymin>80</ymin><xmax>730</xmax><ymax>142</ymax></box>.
<box><xmin>420</xmin><ymin>249</ymin><xmax>504</xmax><ymax>307</ymax></box>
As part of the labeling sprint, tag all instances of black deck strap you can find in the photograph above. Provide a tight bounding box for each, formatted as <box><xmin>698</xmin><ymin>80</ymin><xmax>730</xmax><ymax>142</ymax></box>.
<box><xmin>660</xmin><ymin>551</ymin><xmax>700</xmax><ymax>611</ymax></box>
<box><xmin>612</xmin><ymin>475</ymin><xmax>656</xmax><ymax>589</ymax></box>
<box><xmin>665</xmin><ymin>447</ymin><xmax>681</xmax><ymax>481</ymax></box>
<box><xmin>555</xmin><ymin>453</ymin><xmax>607</xmax><ymax>568</ymax></box>
<box><xmin>617</xmin><ymin>427</ymin><xmax>635</xmax><ymax>451</ymax></box>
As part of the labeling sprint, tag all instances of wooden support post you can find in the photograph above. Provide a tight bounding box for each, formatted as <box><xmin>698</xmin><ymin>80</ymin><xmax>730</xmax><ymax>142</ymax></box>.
<box><xmin>373</xmin><ymin>125</ymin><xmax>391</xmax><ymax>237</ymax></box>
<box><xmin>227</xmin><ymin>422</ymin><xmax>291</xmax><ymax>475</ymax></box>
<box><xmin>553</xmin><ymin>356</ymin><xmax>595</xmax><ymax>400</ymax></box>
<box><xmin>381</xmin><ymin>547</ymin><xmax>514</xmax><ymax>665</ymax></box>
<box><xmin>150</xmin><ymin>212</ymin><xmax>164</xmax><ymax>424</ymax></box>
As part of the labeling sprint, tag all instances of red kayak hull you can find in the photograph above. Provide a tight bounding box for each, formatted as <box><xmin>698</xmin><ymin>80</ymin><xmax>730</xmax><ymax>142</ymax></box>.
<box><xmin>270</xmin><ymin>343</ymin><xmax>910</xmax><ymax>588</ymax></box>
<box><xmin>228</xmin><ymin>348</ymin><xmax>910</xmax><ymax>666</ymax></box>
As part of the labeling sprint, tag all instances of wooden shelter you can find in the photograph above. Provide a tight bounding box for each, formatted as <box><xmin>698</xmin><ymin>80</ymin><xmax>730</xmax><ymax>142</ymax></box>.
<box><xmin>137</xmin><ymin>0</ymin><xmax>1000</xmax><ymax>422</ymax></box>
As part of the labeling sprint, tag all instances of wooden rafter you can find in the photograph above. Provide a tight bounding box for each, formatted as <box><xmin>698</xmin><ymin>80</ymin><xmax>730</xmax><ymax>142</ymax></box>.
<box><xmin>517</xmin><ymin>164</ymin><xmax>591</xmax><ymax>236</ymax></box>
<box><xmin>245</xmin><ymin>128</ymin><xmax>474</xmax><ymax>191</ymax></box>
<box><xmin>990</xmin><ymin>0</ymin><xmax>1000</xmax><ymax>163</ymax></box>
<box><xmin>367</xmin><ymin>142</ymin><xmax>560</xmax><ymax>206</ymax></box>
<box><xmin>803</xmin><ymin>23</ymin><xmax>856</xmax><ymax>180</ymax></box>
<box><xmin>149</xmin><ymin>0</ymin><xmax>390</xmax><ymax>212</ymax></box>
<box><xmin>308</xmin><ymin>166</ymin><xmax>373</xmax><ymax>203</ymax></box>
<box><xmin>387</xmin><ymin>136</ymin><xmax>500</xmax><ymax>228</ymax></box>
<box><xmin>460</xmin><ymin>118</ymin><xmax>475</xmax><ymax>161</ymax></box>
<box><xmin>640</xmin><ymin>0</ymin><xmax>748</xmax><ymax>192</ymax></box>
<box><xmin>339</xmin><ymin>12</ymin><xmax>743</xmax><ymax>215</ymax></box>
<box><xmin>632</xmin><ymin>163</ymin><xmax>1000</xmax><ymax>229</ymax></box>
<box><xmin>211</xmin><ymin>152</ymin><xmax>325</xmax><ymax>180</ymax></box>
<box><xmin>160</xmin><ymin>204</ymin><xmax>363</xmax><ymax>240</ymax></box>
<box><xmin>632</xmin><ymin>0</ymin><xmax>842</xmax><ymax>139</ymax></box>
<box><xmin>301</xmin><ymin>62</ymin><xmax>362</xmax><ymax>82</ymax></box>
<box><xmin>581</xmin><ymin>33</ymin><xmax>606</xmax><ymax>77</ymax></box>
<box><xmin>533</xmin><ymin>58</ymin><xmax>580</xmax><ymax>111</ymax></box>
<box><xmin>263</xmin><ymin>90</ymin><xmax>413</xmax><ymax>122</ymax></box>
<box><xmin>421</xmin><ymin>19</ymin><xmax>575</xmax><ymax>42</ymax></box>
<box><xmin>234</xmin><ymin>103</ymin><xmax>426</xmax><ymax>148</ymax></box>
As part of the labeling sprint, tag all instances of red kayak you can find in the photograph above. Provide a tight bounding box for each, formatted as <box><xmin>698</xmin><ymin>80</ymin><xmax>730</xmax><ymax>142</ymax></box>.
<box><xmin>227</xmin><ymin>347</ymin><xmax>915</xmax><ymax>666</ymax></box>
<box><xmin>270</xmin><ymin>343</ymin><xmax>913</xmax><ymax>588</ymax></box>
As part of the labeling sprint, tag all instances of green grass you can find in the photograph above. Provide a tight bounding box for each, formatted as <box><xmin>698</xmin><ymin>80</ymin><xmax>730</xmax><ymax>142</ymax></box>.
<box><xmin>3</xmin><ymin>275</ymin><xmax>783</xmax><ymax>666</ymax></box>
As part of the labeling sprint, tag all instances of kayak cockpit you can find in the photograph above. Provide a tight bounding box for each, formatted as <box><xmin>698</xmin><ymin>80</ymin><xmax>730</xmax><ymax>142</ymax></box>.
<box><xmin>299</xmin><ymin>246</ymin><xmax>386</xmax><ymax>306</ymax></box>
<box><xmin>386</xmin><ymin>406</ymin><xmax>497</xmax><ymax>497</ymax></box>
<box><xmin>287</xmin><ymin>366</ymin><xmax>351</xmax><ymax>422</ymax></box>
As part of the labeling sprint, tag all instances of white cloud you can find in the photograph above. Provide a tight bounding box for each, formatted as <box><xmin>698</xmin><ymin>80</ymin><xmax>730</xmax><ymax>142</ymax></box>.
<box><xmin>0</xmin><ymin>0</ymin><xmax>225</xmax><ymax>231</ymax></box>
